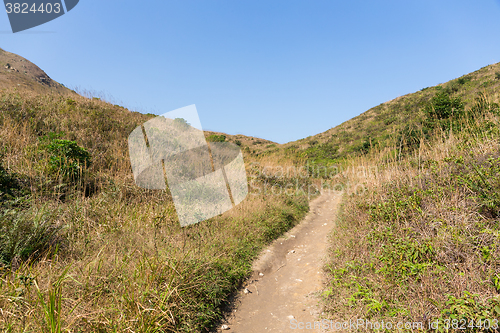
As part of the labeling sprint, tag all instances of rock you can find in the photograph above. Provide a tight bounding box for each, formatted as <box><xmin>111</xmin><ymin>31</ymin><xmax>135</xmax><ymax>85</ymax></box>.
<box><xmin>289</xmin><ymin>250</ymin><xmax>295</xmax><ymax>254</ymax></box>
<box><xmin>259</xmin><ymin>272</ymin><xmax>264</xmax><ymax>276</ymax></box>
<box><xmin>287</xmin><ymin>315</ymin><xmax>295</xmax><ymax>320</ymax></box>
<box><xmin>221</xmin><ymin>324</ymin><xmax>230</xmax><ymax>330</ymax></box>
<box><xmin>243</xmin><ymin>288</ymin><xmax>251</xmax><ymax>294</ymax></box>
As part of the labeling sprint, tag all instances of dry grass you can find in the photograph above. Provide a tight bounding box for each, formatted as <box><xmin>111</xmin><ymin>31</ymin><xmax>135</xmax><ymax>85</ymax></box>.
<box><xmin>0</xmin><ymin>88</ymin><xmax>310</xmax><ymax>332</ymax></box>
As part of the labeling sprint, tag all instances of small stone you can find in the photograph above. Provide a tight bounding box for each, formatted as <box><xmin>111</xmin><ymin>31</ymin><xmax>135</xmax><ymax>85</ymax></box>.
<box><xmin>243</xmin><ymin>288</ymin><xmax>251</xmax><ymax>294</ymax></box>
<box><xmin>259</xmin><ymin>272</ymin><xmax>264</xmax><ymax>276</ymax></box>
<box><xmin>289</xmin><ymin>250</ymin><xmax>295</xmax><ymax>254</ymax></box>
<box><xmin>287</xmin><ymin>315</ymin><xmax>295</xmax><ymax>320</ymax></box>
<box><xmin>221</xmin><ymin>324</ymin><xmax>230</xmax><ymax>330</ymax></box>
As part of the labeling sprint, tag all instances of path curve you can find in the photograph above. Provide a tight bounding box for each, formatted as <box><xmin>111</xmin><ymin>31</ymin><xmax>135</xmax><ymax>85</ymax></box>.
<box><xmin>219</xmin><ymin>192</ymin><xmax>340</xmax><ymax>332</ymax></box>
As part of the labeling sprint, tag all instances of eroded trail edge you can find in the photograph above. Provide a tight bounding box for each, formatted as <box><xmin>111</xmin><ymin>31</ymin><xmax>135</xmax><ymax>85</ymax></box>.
<box><xmin>220</xmin><ymin>192</ymin><xmax>341</xmax><ymax>332</ymax></box>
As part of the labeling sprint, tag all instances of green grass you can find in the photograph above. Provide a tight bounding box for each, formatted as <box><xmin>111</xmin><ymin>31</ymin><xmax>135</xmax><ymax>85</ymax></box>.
<box><xmin>269</xmin><ymin>62</ymin><xmax>500</xmax><ymax>167</ymax></box>
<box><xmin>323</xmin><ymin>89</ymin><xmax>500</xmax><ymax>328</ymax></box>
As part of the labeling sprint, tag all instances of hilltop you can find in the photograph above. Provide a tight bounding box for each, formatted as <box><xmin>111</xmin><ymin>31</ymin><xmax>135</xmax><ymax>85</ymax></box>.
<box><xmin>0</xmin><ymin>46</ymin><xmax>275</xmax><ymax>155</ymax></box>
<box><xmin>261</xmin><ymin>62</ymin><xmax>500</xmax><ymax>165</ymax></box>
<box><xmin>0</xmin><ymin>47</ymin><xmax>73</xmax><ymax>95</ymax></box>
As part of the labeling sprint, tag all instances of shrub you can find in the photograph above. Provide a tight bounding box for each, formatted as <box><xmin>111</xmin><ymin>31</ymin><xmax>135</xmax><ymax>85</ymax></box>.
<box><xmin>46</xmin><ymin>139</ymin><xmax>91</xmax><ymax>182</ymax></box>
<box><xmin>173</xmin><ymin>117</ymin><xmax>190</xmax><ymax>130</ymax></box>
<box><xmin>457</xmin><ymin>76</ymin><xmax>471</xmax><ymax>85</ymax></box>
<box><xmin>424</xmin><ymin>91</ymin><xmax>464</xmax><ymax>120</ymax></box>
<box><xmin>207</xmin><ymin>134</ymin><xmax>226</xmax><ymax>142</ymax></box>
<box><xmin>0</xmin><ymin>154</ymin><xmax>21</xmax><ymax>200</ymax></box>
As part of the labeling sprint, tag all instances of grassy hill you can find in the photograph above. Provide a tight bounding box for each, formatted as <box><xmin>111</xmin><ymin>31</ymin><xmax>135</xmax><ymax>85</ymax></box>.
<box><xmin>261</xmin><ymin>62</ymin><xmax>500</xmax><ymax>167</ymax></box>
<box><xmin>320</xmin><ymin>68</ymin><xmax>500</xmax><ymax>328</ymax></box>
<box><xmin>0</xmin><ymin>49</ymin><xmax>310</xmax><ymax>332</ymax></box>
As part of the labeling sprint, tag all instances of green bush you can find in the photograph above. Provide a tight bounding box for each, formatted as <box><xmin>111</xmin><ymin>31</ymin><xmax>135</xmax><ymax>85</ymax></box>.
<box><xmin>0</xmin><ymin>155</ymin><xmax>21</xmax><ymax>200</ymax></box>
<box><xmin>173</xmin><ymin>117</ymin><xmax>190</xmax><ymax>130</ymax></box>
<box><xmin>207</xmin><ymin>134</ymin><xmax>226</xmax><ymax>142</ymax></box>
<box><xmin>424</xmin><ymin>91</ymin><xmax>464</xmax><ymax>120</ymax></box>
<box><xmin>458</xmin><ymin>76</ymin><xmax>471</xmax><ymax>85</ymax></box>
<box><xmin>46</xmin><ymin>139</ymin><xmax>91</xmax><ymax>182</ymax></box>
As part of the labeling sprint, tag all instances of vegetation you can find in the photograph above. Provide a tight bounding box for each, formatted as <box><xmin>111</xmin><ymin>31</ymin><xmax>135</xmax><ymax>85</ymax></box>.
<box><xmin>206</xmin><ymin>134</ymin><xmax>226</xmax><ymax>142</ymax></box>
<box><xmin>323</xmin><ymin>83</ymin><xmax>500</xmax><ymax>329</ymax></box>
<box><xmin>3</xmin><ymin>47</ymin><xmax>500</xmax><ymax>332</ymax></box>
<box><xmin>0</xmin><ymin>89</ymin><xmax>310</xmax><ymax>332</ymax></box>
<box><xmin>273</xmin><ymin>63</ymin><xmax>500</xmax><ymax>169</ymax></box>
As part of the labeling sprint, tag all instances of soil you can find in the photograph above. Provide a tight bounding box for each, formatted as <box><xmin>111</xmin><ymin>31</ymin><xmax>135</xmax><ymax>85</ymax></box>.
<box><xmin>219</xmin><ymin>192</ymin><xmax>341</xmax><ymax>332</ymax></box>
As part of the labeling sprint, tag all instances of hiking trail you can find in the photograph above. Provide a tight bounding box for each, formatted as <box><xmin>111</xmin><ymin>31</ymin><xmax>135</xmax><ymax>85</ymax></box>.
<box><xmin>219</xmin><ymin>192</ymin><xmax>341</xmax><ymax>332</ymax></box>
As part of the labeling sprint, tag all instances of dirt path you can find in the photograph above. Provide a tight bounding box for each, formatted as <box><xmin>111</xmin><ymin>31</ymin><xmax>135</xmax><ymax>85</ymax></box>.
<box><xmin>219</xmin><ymin>192</ymin><xmax>341</xmax><ymax>332</ymax></box>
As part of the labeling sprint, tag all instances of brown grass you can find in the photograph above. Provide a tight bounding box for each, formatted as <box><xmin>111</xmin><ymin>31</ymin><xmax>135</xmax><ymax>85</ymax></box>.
<box><xmin>0</xmin><ymin>88</ymin><xmax>310</xmax><ymax>332</ymax></box>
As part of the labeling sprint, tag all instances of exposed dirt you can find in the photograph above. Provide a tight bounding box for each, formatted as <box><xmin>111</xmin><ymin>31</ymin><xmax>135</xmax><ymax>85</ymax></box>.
<box><xmin>219</xmin><ymin>192</ymin><xmax>340</xmax><ymax>332</ymax></box>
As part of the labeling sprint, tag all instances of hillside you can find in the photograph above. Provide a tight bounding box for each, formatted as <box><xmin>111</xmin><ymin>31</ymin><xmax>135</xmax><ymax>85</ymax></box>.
<box><xmin>321</xmin><ymin>69</ymin><xmax>500</xmax><ymax>327</ymax></box>
<box><xmin>0</xmin><ymin>47</ymin><xmax>74</xmax><ymax>95</ymax></box>
<box><xmin>0</xmin><ymin>48</ymin><xmax>310</xmax><ymax>332</ymax></box>
<box><xmin>261</xmin><ymin>62</ymin><xmax>500</xmax><ymax>166</ymax></box>
<box><xmin>3</xmin><ymin>46</ymin><xmax>500</xmax><ymax>331</ymax></box>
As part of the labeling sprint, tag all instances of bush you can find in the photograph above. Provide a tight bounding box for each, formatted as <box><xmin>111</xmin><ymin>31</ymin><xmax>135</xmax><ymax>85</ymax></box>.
<box><xmin>457</xmin><ymin>76</ymin><xmax>471</xmax><ymax>85</ymax></box>
<box><xmin>0</xmin><ymin>155</ymin><xmax>21</xmax><ymax>200</ymax></box>
<box><xmin>46</xmin><ymin>139</ymin><xmax>91</xmax><ymax>182</ymax></box>
<box><xmin>207</xmin><ymin>134</ymin><xmax>226</xmax><ymax>142</ymax></box>
<box><xmin>424</xmin><ymin>91</ymin><xmax>464</xmax><ymax>120</ymax></box>
<box><xmin>173</xmin><ymin>117</ymin><xmax>190</xmax><ymax>130</ymax></box>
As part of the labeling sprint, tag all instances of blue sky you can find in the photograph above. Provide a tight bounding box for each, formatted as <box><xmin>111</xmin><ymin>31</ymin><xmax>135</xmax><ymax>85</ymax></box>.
<box><xmin>2</xmin><ymin>0</ymin><xmax>500</xmax><ymax>143</ymax></box>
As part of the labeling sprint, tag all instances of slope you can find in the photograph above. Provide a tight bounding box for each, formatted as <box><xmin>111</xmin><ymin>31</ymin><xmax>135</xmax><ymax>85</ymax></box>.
<box><xmin>0</xmin><ymin>48</ymin><xmax>310</xmax><ymax>332</ymax></box>
<box><xmin>261</xmin><ymin>63</ymin><xmax>500</xmax><ymax>166</ymax></box>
